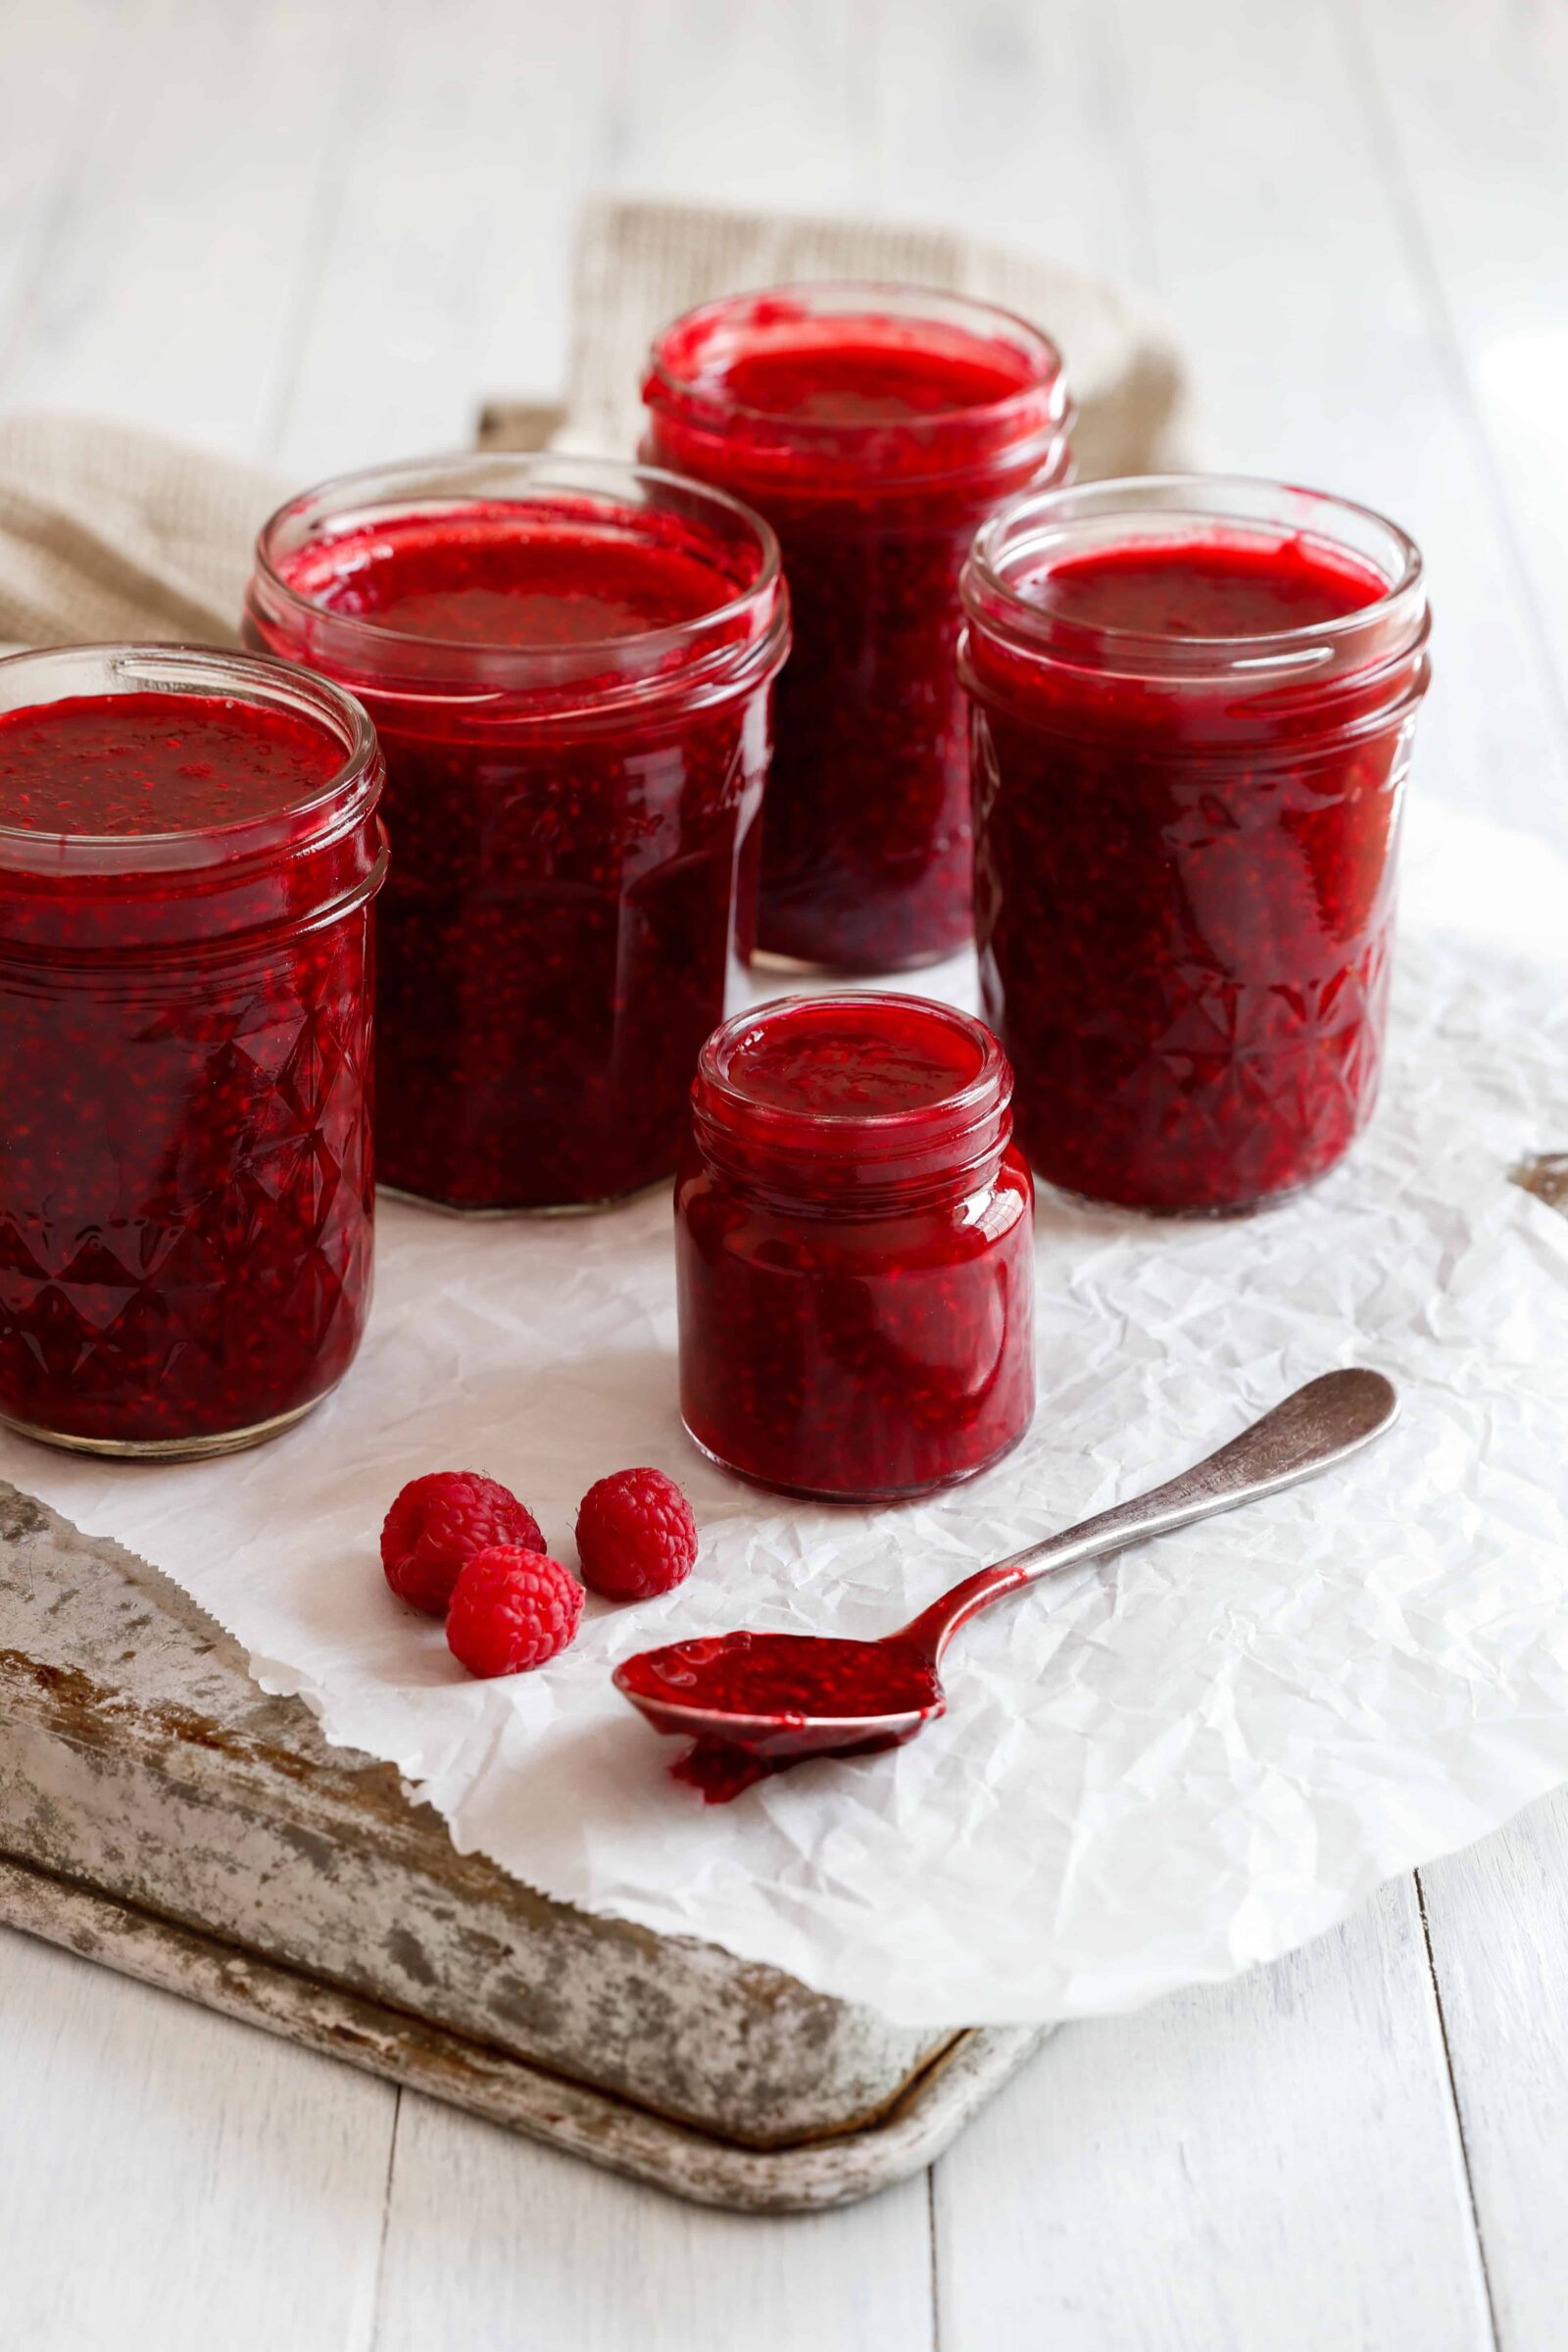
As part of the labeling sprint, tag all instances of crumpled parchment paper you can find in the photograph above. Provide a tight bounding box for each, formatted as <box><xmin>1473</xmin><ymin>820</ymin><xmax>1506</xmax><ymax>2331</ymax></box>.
<box><xmin>5</xmin><ymin>798</ymin><xmax>1566</xmax><ymax>2029</ymax></box>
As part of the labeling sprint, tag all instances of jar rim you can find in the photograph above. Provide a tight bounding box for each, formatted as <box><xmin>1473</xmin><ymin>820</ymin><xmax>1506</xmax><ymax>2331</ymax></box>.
<box><xmin>696</xmin><ymin>992</ymin><xmax>1011</xmax><ymax>1164</ymax></box>
<box><xmin>249</xmin><ymin>450</ymin><xmax>785</xmax><ymax>700</ymax></box>
<box><xmin>0</xmin><ymin>643</ymin><xmax>381</xmax><ymax>876</ymax></box>
<box><xmin>963</xmin><ymin>473</ymin><xmax>1428</xmax><ymax>680</ymax></box>
<box><xmin>646</xmin><ymin>279</ymin><xmax>1068</xmax><ymax>438</ymax></box>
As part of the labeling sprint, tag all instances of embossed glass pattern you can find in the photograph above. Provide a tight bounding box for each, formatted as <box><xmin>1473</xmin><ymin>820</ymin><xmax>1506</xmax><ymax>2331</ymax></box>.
<box><xmin>0</xmin><ymin>646</ymin><xmax>385</xmax><ymax>1456</ymax></box>
<box><xmin>246</xmin><ymin>455</ymin><xmax>788</xmax><ymax>1214</ymax></box>
<box><xmin>959</xmin><ymin>478</ymin><xmax>1431</xmax><ymax>1215</ymax></box>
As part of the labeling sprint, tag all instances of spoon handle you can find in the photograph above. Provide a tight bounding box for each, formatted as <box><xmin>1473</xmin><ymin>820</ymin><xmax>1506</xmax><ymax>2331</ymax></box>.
<box><xmin>898</xmin><ymin>1369</ymin><xmax>1399</xmax><ymax>1661</ymax></box>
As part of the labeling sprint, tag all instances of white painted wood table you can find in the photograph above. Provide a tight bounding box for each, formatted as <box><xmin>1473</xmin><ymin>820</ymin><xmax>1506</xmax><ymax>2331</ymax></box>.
<box><xmin>0</xmin><ymin>1</ymin><xmax>1564</xmax><ymax>2343</ymax></box>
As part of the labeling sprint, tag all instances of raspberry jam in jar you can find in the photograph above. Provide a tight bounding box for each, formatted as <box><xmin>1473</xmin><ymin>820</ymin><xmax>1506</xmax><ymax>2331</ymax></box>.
<box><xmin>246</xmin><ymin>456</ymin><xmax>787</xmax><ymax>1213</ymax></box>
<box><xmin>959</xmin><ymin>477</ymin><xmax>1432</xmax><ymax>1215</ymax></box>
<box><xmin>642</xmin><ymin>285</ymin><xmax>1071</xmax><ymax>972</ymax></box>
<box><xmin>676</xmin><ymin>993</ymin><xmax>1035</xmax><ymax>1502</ymax></box>
<box><xmin>0</xmin><ymin>645</ymin><xmax>385</xmax><ymax>1456</ymax></box>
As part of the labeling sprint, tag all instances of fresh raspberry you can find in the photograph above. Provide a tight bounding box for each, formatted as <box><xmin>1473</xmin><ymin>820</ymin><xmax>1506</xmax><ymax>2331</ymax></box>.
<box><xmin>446</xmin><ymin>1546</ymin><xmax>583</xmax><ymax>1678</ymax></box>
<box><xmin>575</xmin><ymin>1467</ymin><xmax>698</xmax><ymax>1602</ymax></box>
<box><xmin>380</xmin><ymin>1471</ymin><xmax>544</xmax><ymax>1617</ymax></box>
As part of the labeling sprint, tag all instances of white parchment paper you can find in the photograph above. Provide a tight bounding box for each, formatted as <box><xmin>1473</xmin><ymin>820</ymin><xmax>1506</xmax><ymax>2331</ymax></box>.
<box><xmin>5</xmin><ymin>797</ymin><xmax>1566</xmax><ymax>2029</ymax></box>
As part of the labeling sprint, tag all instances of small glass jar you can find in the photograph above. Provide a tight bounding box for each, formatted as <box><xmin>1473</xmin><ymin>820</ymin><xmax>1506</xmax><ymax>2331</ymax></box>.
<box><xmin>0</xmin><ymin>644</ymin><xmax>386</xmax><ymax>1456</ymax></box>
<box><xmin>959</xmin><ymin>476</ymin><xmax>1433</xmax><ymax>1216</ymax></box>
<box><xmin>642</xmin><ymin>284</ymin><xmax>1072</xmax><ymax>973</ymax></box>
<box><xmin>246</xmin><ymin>455</ymin><xmax>788</xmax><ymax>1213</ymax></box>
<box><xmin>675</xmin><ymin>993</ymin><xmax>1035</xmax><ymax>1502</ymax></box>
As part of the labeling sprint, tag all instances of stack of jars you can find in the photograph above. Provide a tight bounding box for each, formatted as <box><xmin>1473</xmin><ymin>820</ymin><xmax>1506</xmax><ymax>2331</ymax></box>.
<box><xmin>0</xmin><ymin>281</ymin><xmax>1429</xmax><ymax>1499</ymax></box>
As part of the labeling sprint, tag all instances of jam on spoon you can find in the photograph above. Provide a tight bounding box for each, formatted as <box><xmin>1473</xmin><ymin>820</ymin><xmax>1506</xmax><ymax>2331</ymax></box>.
<box><xmin>614</xmin><ymin>1369</ymin><xmax>1399</xmax><ymax>1800</ymax></box>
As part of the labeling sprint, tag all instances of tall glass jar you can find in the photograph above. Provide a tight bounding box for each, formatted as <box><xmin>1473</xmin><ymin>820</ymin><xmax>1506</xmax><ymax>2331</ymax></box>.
<box><xmin>959</xmin><ymin>476</ymin><xmax>1432</xmax><ymax>1215</ymax></box>
<box><xmin>643</xmin><ymin>284</ymin><xmax>1072</xmax><ymax>973</ymax></box>
<box><xmin>676</xmin><ymin>993</ymin><xmax>1035</xmax><ymax>1501</ymax></box>
<box><xmin>0</xmin><ymin>644</ymin><xmax>385</xmax><ymax>1456</ymax></box>
<box><xmin>246</xmin><ymin>455</ymin><xmax>788</xmax><ymax>1213</ymax></box>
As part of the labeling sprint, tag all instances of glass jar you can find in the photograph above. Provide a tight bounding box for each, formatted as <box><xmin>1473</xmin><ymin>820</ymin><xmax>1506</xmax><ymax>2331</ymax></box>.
<box><xmin>675</xmin><ymin>992</ymin><xmax>1035</xmax><ymax>1502</ymax></box>
<box><xmin>0</xmin><ymin>644</ymin><xmax>385</xmax><ymax>1456</ymax></box>
<box><xmin>959</xmin><ymin>476</ymin><xmax>1432</xmax><ymax>1216</ymax></box>
<box><xmin>246</xmin><ymin>455</ymin><xmax>788</xmax><ymax>1213</ymax></box>
<box><xmin>642</xmin><ymin>284</ymin><xmax>1072</xmax><ymax>973</ymax></box>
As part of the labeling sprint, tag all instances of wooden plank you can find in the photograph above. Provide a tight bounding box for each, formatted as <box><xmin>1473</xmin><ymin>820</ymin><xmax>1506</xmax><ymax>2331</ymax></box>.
<box><xmin>373</xmin><ymin>2085</ymin><xmax>936</xmax><ymax>2352</ymax></box>
<box><xmin>1346</xmin><ymin>0</ymin><xmax>1568</xmax><ymax>745</ymax></box>
<box><xmin>0</xmin><ymin>1921</ymin><xmax>395</xmax><ymax>2352</ymax></box>
<box><xmin>1407</xmin><ymin>948</ymin><xmax>1568</xmax><ymax>2352</ymax></box>
<box><xmin>867</xmin><ymin>0</ymin><xmax>1154</xmax><ymax>286</ymax></box>
<box><xmin>0</xmin><ymin>0</ymin><xmax>369</xmax><ymax>463</ymax></box>
<box><xmin>609</xmin><ymin>0</ymin><xmax>875</xmax><ymax>217</ymax></box>
<box><xmin>1107</xmin><ymin>0</ymin><xmax>1568</xmax><ymax>851</ymax></box>
<box><xmin>1418</xmin><ymin>1794</ymin><xmax>1568</xmax><ymax>2352</ymax></box>
<box><xmin>933</xmin><ymin>1878</ymin><xmax>1494</xmax><ymax>2352</ymax></box>
<box><xmin>271</xmin><ymin>0</ymin><xmax>619</xmax><ymax>483</ymax></box>
<box><xmin>0</xmin><ymin>0</ymin><xmax>127</xmax><ymax>357</ymax></box>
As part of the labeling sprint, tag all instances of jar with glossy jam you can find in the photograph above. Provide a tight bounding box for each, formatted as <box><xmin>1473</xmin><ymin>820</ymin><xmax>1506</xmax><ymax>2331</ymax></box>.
<box><xmin>959</xmin><ymin>476</ymin><xmax>1432</xmax><ymax>1216</ymax></box>
<box><xmin>0</xmin><ymin>645</ymin><xmax>386</xmax><ymax>1456</ymax></box>
<box><xmin>246</xmin><ymin>455</ymin><xmax>788</xmax><ymax>1214</ymax></box>
<box><xmin>676</xmin><ymin>993</ymin><xmax>1035</xmax><ymax>1502</ymax></box>
<box><xmin>643</xmin><ymin>285</ymin><xmax>1072</xmax><ymax>973</ymax></box>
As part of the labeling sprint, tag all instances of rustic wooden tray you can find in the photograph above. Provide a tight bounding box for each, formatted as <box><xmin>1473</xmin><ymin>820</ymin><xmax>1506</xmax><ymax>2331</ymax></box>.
<box><xmin>0</xmin><ymin>1483</ymin><xmax>1040</xmax><ymax>2211</ymax></box>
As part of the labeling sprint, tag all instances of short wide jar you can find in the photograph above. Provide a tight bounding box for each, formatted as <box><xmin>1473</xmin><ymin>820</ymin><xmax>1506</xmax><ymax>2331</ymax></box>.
<box><xmin>675</xmin><ymin>993</ymin><xmax>1035</xmax><ymax>1502</ymax></box>
<box><xmin>246</xmin><ymin>455</ymin><xmax>788</xmax><ymax>1214</ymax></box>
<box><xmin>959</xmin><ymin>476</ymin><xmax>1433</xmax><ymax>1216</ymax></box>
<box><xmin>0</xmin><ymin>645</ymin><xmax>386</xmax><ymax>1456</ymax></box>
<box><xmin>643</xmin><ymin>285</ymin><xmax>1072</xmax><ymax>973</ymax></box>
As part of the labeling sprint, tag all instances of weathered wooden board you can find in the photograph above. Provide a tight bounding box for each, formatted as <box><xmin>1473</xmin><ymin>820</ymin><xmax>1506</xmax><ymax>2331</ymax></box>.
<box><xmin>0</xmin><ymin>1481</ymin><xmax>1039</xmax><ymax>2210</ymax></box>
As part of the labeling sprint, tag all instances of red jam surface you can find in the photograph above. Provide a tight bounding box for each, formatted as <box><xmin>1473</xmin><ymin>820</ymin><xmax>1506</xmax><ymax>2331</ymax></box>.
<box><xmin>619</xmin><ymin>1630</ymin><xmax>944</xmax><ymax>1802</ymax></box>
<box><xmin>0</xmin><ymin>673</ymin><xmax>383</xmax><ymax>1451</ymax></box>
<box><xmin>292</xmin><ymin>513</ymin><xmax>735</xmax><ymax>647</ymax></box>
<box><xmin>704</xmin><ymin>338</ymin><xmax>1032</xmax><ymax>429</ymax></box>
<box><xmin>675</xmin><ymin>993</ymin><xmax>1035</xmax><ymax>1501</ymax></box>
<box><xmin>962</xmin><ymin>507</ymin><xmax>1431</xmax><ymax>1214</ymax></box>
<box><xmin>1026</xmin><ymin>536</ymin><xmax>1384</xmax><ymax>636</ymax></box>
<box><xmin>644</xmin><ymin>290</ymin><xmax>1070</xmax><ymax>971</ymax></box>
<box><xmin>249</xmin><ymin>478</ymin><xmax>786</xmax><ymax>1211</ymax></box>
<box><xmin>619</xmin><ymin>1629</ymin><xmax>942</xmax><ymax>1721</ymax></box>
<box><xmin>0</xmin><ymin>693</ymin><xmax>341</xmax><ymax>831</ymax></box>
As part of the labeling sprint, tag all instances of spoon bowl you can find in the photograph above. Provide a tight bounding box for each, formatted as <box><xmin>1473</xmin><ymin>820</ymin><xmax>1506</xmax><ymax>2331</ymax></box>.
<box><xmin>612</xmin><ymin>1631</ymin><xmax>945</xmax><ymax>1760</ymax></box>
<box><xmin>615</xmin><ymin>1369</ymin><xmax>1400</xmax><ymax>1788</ymax></box>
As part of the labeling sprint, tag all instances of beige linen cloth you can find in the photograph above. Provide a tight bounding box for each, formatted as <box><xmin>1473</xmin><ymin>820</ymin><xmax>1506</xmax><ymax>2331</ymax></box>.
<box><xmin>0</xmin><ymin>195</ymin><xmax>1194</xmax><ymax>650</ymax></box>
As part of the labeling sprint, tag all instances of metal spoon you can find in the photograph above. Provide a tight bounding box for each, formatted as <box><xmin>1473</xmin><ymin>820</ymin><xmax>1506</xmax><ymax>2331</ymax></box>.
<box><xmin>613</xmin><ymin>1370</ymin><xmax>1399</xmax><ymax>1788</ymax></box>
